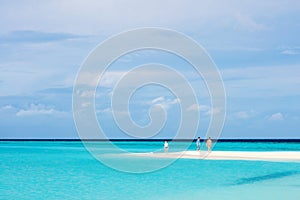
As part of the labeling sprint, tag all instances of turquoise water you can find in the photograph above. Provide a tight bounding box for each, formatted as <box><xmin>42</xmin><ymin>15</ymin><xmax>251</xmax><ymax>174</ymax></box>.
<box><xmin>1</xmin><ymin>141</ymin><xmax>300</xmax><ymax>200</ymax></box>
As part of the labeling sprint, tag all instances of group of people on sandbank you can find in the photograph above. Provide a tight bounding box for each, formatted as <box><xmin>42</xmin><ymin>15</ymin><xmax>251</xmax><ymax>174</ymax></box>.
<box><xmin>164</xmin><ymin>137</ymin><xmax>213</xmax><ymax>152</ymax></box>
<box><xmin>196</xmin><ymin>137</ymin><xmax>212</xmax><ymax>152</ymax></box>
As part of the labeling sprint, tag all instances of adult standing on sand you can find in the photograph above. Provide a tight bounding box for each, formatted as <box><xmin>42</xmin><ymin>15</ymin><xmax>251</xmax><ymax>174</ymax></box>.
<box><xmin>206</xmin><ymin>137</ymin><xmax>212</xmax><ymax>152</ymax></box>
<box><xmin>164</xmin><ymin>141</ymin><xmax>169</xmax><ymax>152</ymax></box>
<box><xmin>196</xmin><ymin>137</ymin><xmax>200</xmax><ymax>151</ymax></box>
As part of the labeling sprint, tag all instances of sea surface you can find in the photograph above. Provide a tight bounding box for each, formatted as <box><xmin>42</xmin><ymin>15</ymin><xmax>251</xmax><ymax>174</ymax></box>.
<box><xmin>1</xmin><ymin>141</ymin><xmax>300</xmax><ymax>200</ymax></box>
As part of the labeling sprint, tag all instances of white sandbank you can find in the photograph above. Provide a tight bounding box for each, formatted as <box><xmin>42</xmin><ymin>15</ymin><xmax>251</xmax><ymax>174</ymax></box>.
<box><xmin>128</xmin><ymin>151</ymin><xmax>300</xmax><ymax>162</ymax></box>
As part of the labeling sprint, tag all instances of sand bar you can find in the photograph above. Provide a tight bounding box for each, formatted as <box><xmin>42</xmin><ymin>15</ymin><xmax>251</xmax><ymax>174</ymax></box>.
<box><xmin>128</xmin><ymin>151</ymin><xmax>300</xmax><ymax>162</ymax></box>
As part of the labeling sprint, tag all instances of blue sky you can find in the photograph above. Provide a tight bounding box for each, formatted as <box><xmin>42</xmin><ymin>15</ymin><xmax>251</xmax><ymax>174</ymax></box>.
<box><xmin>0</xmin><ymin>0</ymin><xmax>299</xmax><ymax>139</ymax></box>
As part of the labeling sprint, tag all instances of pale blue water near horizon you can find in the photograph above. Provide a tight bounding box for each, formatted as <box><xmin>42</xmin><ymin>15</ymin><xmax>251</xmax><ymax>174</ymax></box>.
<box><xmin>1</xmin><ymin>141</ymin><xmax>300</xmax><ymax>200</ymax></box>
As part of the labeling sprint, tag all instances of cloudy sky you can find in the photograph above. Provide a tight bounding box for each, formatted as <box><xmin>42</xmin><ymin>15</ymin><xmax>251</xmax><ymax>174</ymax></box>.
<box><xmin>0</xmin><ymin>0</ymin><xmax>299</xmax><ymax>139</ymax></box>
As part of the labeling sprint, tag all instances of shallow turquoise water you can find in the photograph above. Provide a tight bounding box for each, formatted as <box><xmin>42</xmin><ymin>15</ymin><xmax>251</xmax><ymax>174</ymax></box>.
<box><xmin>1</xmin><ymin>141</ymin><xmax>300</xmax><ymax>200</ymax></box>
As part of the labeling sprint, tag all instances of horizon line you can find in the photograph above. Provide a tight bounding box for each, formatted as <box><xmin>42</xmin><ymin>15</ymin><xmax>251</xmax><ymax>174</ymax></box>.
<box><xmin>1</xmin><ymin>138</ymin><xmax>300</xmax><ymax>142</ymax></box>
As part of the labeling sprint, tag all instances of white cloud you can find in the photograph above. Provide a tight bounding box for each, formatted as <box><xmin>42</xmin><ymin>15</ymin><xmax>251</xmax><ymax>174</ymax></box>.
<box><xmin>187</xmin><ymin>103</ymin><xmax>223</xmax><ymax>116</ymax></box>
<box><xmin>169</xmin><ymin>98</ymin><xmax>181</xmax><ymax>105</ymax></box>
<box><xmin>235</xmin><ymin>13</ymin><xmax>266</xmax><ymax>32</ymax></box>
<box><xmin>16</xmin><ymin>104</ymin><xmax>66</xmax><ymax>117</ymax></box>
<box><xmin>80</xmin><ymin>102</ymin><xmax>91</xmax><ymax>108</ymax></box>
<box><xmin>151</xmin><ymin>97</ymin><xmax>165</xmax><ymax>104</ymax></box>
<box><xmin>280</xmin><ymin>48</ymin><xmax>300</xmax><ymax>55</ymax></box>
<box><xmin>0</xmin><ymin>105</ymin><xmax>14</xmax><ymax>110</ymax></box>
<box><xmin>236</xmin><ymin>111</ymin><xmax>250</xmax><ymax>119</ymax></box>
<box><xmin>281</xmin><ymin>50</ymin><xmax>299</xmax><ymax>55</ymax></box>
<box><xmin>205</xmin><ymin>107</ymin><xmax>222</xmax><ymax>116</ymax></box>
<box><xmin>186</xmin><ymin>103</ymin><xmax>224</xmax><ymax>117</ymax></box>
<box><xmin>79</xmin><ymin>90</ymin><xmax>94</xmax><ymax>98</ymax></box>
<box><xmin>101</xmin><ymin>71</ymin><xmax>126</xmax><ymax>87</ymax></box>
<box><xmin>268</xmin><ymin>112</ymin><xmax>284</xmax><ymax>121</ymax></box>
<box><xmin>149</xmin><ymin>96</ymin><xmax>180</xmax><ymax>110</ymax></box>
<box><xmin>76</xmin><ymin>71</ymin><xmax>126</xmax><ymax>88</ymax></box>
<box><xmin>233</xmin><ymin>110</ymin><xmax>256</xmax><ymax>119</ymax></box>
<box><xmin>96</xmin><ymin>107</ymin><xmax>111</xmax><ymax>114</ymax></box>
<box><xmin>187</xmin><ymin>104</ymin><xmax>210</xmax><ymax>112</ymax></box>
